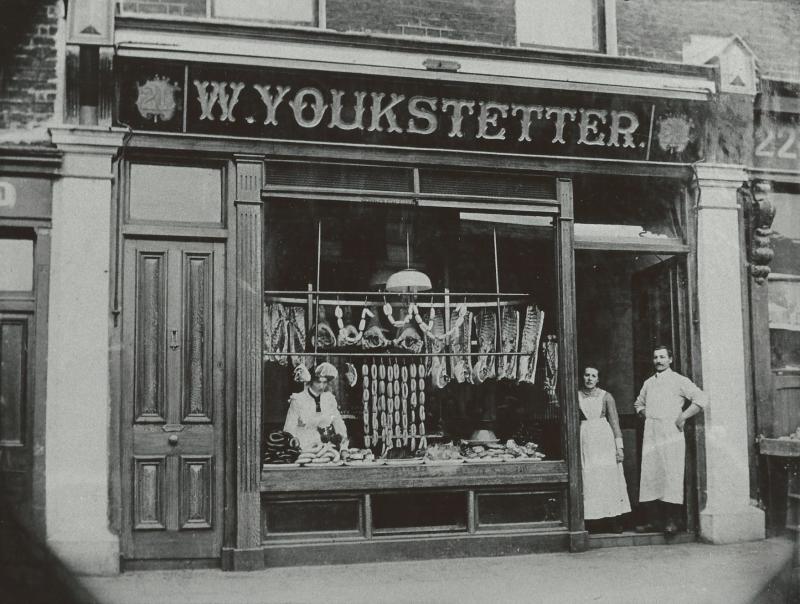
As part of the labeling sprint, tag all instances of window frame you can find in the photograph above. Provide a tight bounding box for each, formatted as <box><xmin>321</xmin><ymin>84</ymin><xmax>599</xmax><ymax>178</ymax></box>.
<box><xmin>514</xmin><ymin>0</ymin><xmax>610</xmax><ymax>54</ymax></box>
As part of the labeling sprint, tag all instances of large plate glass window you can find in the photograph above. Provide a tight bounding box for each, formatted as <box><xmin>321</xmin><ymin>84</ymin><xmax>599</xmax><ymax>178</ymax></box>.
<box><xmin>262</xmin><ymin>184</ymin><xmax>562</xmax><ymax>470</ymax></box>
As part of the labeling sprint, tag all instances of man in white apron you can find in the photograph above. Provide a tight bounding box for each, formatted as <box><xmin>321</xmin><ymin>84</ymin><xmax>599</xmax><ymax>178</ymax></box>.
<box><xmin>634</xmin><ymin>345</ymin><xmax>707</xmax><ymax>535</ymax></box>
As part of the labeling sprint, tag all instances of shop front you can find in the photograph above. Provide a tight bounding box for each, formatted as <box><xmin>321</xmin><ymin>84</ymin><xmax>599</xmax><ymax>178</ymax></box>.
<box><xmin>751</xmin><ymin>80</ymin><xmax>800</xmax><ymax>535</ymax></box>
<box><xmin>110</xmin><ymin>51</ymin><xmax>718</xmax><ymax>569</ymax></box>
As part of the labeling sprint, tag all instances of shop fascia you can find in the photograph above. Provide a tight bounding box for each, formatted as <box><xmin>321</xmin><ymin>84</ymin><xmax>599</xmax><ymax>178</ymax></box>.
<box><xmin>194</xmin><ymin>80</ymin><xmax>641</xmax><ymax>148</ymax></box>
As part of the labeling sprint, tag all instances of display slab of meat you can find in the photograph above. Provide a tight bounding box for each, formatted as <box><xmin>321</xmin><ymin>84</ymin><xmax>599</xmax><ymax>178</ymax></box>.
<box><xmin>517</xmin><ymin>305</ymin><xmax>545</xmax><ymax>384</ymax></box>
<box><xmin>287</xmin><ymin>306</ymin><xmax>311</xmax><ymax>368</ymax></box>
<box><xmin>449</xmin><ymin>309</ymin><xmax>474</xmax><ymax>384</ymax></box>
<box><xmin>472</xmin><ymin>308</ymin><xmax>497</xmax><ymax>383</ymax></box>
<box><xmin>495</xmin><ymin>307</ymin><xmax>520</xmax><ymax>380</ymax></box>
<box><xmin>263</xmin><ymin>303</ymin><xmax>288</xmax><ymax>365</ymax></box>
<box><xmin>427</xmin><ymin>311</ymin><xmax>449</xmax><ymax>389</ymax></box>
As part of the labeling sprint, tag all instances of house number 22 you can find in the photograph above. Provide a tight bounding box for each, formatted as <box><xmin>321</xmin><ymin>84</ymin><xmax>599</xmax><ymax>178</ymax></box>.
<box><xmin>755</xmin><ymin>125</ymin><xmax>799</xmax><ymax>160</ymax></box>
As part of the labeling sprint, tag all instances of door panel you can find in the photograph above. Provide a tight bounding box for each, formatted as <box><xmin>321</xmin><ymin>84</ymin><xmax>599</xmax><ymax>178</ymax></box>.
<box><xmin>122</xmin><ymin>240</ymin><xmax>225</xmax><ymax>560</ymax></box>
<box><xmin>134</xmin><ymin>251</ymin><xmax>167</xmax><ymax>421</ymax></box>
<box><xmin>0</xmin><ymin>315</ymin><xmax>32</xmax><ymax>519</ymax></box>
<box><xmin>182</xmin><ymin>252</ymin><xmax>213</xmax><ymax>422</ymax></box>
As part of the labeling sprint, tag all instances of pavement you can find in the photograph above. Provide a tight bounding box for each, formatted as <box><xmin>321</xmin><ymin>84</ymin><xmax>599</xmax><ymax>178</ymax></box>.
<box><xmin>81</xmin><ymin>537</ymin><xmax>797</xmax><ymax>604</ymax></box>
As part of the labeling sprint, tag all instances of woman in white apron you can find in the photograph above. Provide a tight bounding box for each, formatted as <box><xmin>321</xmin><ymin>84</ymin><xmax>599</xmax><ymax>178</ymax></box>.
<box><xmin>579</xmin><ymin>366</ymin><xmax>630</xmax><ymax>532</ymax></box>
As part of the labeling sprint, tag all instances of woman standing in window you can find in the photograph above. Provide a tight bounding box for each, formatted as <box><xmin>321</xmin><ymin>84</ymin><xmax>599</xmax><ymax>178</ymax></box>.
<box><xmin>579</xmin><ymin>365</ymin><xmax>630</xmax><ymax>533</ymax></box>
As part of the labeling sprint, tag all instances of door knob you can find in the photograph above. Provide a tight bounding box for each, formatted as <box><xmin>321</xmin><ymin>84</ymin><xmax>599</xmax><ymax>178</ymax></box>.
<box><xmin>168</xmin><ymin>434</ymin><xmax>179</xmax><ymax>446</ymax></box>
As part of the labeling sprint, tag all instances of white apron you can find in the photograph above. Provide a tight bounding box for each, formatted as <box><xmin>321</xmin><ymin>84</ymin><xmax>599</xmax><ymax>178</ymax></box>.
<box><xmin>639</xmin><ymin>417</ymin><xmax>685</xmax><ymax>504</ymax></box>
<box><xmin>579</xmin><ymin>389</ymin><xmax>631</xmax><ymax>520</ymax></box>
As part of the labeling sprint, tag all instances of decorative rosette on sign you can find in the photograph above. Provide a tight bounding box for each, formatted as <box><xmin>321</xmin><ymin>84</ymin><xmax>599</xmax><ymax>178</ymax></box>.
<box><xmin>263</xmin><ymin>430</ymin><xmax>301</xmax><ymax>465</ymax></box>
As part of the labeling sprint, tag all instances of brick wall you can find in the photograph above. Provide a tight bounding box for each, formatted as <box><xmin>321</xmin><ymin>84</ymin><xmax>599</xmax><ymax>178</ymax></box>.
<box><xmin>0</xmin><ymin>0</ymin><xmax>60</xmax><ymax>131</ymax></box>
<box><xmin>616</xmin><ymin>0</ymin><xmax>800</xmax><ymax>81</ymax></box>
<box><xmin>327</xmin><ymin>0</ymin><xmax>516</xmax><ymax>46</ymax></box>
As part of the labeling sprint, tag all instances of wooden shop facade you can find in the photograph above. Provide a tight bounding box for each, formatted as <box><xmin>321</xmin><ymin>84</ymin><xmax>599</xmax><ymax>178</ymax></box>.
<box><xmin>101</xmin><ymin>21</ymin><xmax>724</xmax><ymax>570</ymax></box>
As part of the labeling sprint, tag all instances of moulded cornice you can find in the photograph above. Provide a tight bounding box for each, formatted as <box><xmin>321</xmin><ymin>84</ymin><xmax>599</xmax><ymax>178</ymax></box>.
<box><xmin>49</xmin><ymin>126</ymin><xmax>130</xmax><ymax>155</ymax></box>
<box><xmin>694</xmin><ymin>163</ymin><xmax>749</xmax><ymax>188</ymax></box>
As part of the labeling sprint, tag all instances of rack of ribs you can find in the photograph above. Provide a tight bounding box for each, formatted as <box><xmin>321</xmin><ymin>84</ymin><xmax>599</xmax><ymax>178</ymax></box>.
<box><xmin>517</xmin><ymin>305</ymin><xmax>545</xmax><ymax>384</ymax></box>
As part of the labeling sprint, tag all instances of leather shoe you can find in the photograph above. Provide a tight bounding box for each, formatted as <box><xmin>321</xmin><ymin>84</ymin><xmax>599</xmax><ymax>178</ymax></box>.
<box><xmin>634</xmin><ymin>523</ymin><xmax>659</xmax><ymax>533</ymax></box>
<box><xmin>663</xmin><ymin>520</ymin><xmax>678</xmax><ymax>535</ymax></box>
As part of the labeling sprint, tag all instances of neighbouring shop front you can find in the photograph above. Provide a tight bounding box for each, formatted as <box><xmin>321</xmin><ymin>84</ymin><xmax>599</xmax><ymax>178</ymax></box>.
<box><xmin>113</xmin><ymin>56</ymin><xmax>713</xmax><ymax>569</ymax></box>
<box><xmin>0</xmin><ymin>149</ymin><xmax>56</xmax><ymax>537</ymax></box>
<box><xmin>751</xmin><ymin>80</ymin><xmax>800</xmax><ymax>535</ymax></box>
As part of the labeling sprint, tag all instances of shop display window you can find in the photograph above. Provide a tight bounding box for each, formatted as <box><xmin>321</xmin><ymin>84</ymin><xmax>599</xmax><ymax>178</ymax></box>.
<box><xmin>262</xmin><ymin>197</ymin><xmax>562</xmax><ymax>470</ymax></box>
<box><xmin>769</xmin><ymin>190</ymin><xmax>800</xmax><ymax>372</ymax></box>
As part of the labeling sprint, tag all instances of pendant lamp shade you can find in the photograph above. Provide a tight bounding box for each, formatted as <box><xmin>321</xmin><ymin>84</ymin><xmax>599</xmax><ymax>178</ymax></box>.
<box><xmin>385</xmin><ymin>268</ymin><xmax>432</xmax><ymax>292</ymax></box>
<box><xmin>385</xmin><ymin>229</ymin><xmax>432</xmax><ymax>292</ymax></box>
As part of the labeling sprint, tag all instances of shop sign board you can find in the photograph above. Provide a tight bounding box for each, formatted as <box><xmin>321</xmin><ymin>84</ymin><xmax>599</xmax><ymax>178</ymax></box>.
<box><xmin>118</xmin><ymin>59</ymin><xmax>708</xmax><ymax>163</ymax></box>
<box><xmin>0</xmin><ymin>177</ymin><xmax>51</xmax><ymax>219</ymax></box>
<box><xmin>754</xmin><ymin>111</ymin><xmax>800</xmax><ymax>173</ymax></box>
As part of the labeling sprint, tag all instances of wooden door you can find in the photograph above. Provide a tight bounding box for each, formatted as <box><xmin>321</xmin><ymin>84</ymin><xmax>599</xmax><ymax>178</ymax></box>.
<box><xmin>121</xmin><ymin>239</ymin><xmax>225</xmax><ymax>560</ymax></box>
<box><xmin>631</xmin><ymin>257</ymin><xmax>695</xmax><ymax>526</ymax></box>
<box><xmin>0</xmin><ymin>314</ymin><xmax>33</xmax><ymax>522</ymax></box>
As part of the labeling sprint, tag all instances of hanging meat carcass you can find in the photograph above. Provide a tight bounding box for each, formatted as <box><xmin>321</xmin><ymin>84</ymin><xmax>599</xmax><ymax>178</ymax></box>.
<box><xmin>449</xmin><ymin>306</ymin><xmax>474</xmax><ymax>384</ymax></box>
<box><xmin>495</xmin><ymin>307</ymin><xmax>520</xmax><ymax>380</ymax></box>
<box><xmin>472</xmin><ymin>307</ymin><xmax>497</xmax><ymax>383</ymax></box>
<box><xmin>516</xmin><ymin>305</ymin><xmax>545</xmax><ymax>384</ymax></box>
<box><xmin>263</xmin><ymin>303</ymin><xmax>288</xmax><ymax>365</ymax></box>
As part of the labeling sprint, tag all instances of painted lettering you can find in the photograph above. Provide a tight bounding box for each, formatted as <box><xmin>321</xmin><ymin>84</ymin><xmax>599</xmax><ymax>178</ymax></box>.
<box><xmin>578</xmin><ymin>109</ymin><xmax>608</xmax><ymax>146</ymax></box>
<box><xmin>254</xmin><ymin>84</ymin><xmax>291</xmax><ymax>126</ymax></box>
<box><xmin>477</xmin><ymin>101</ymin><xmax>509</xmax><ymax>140</ymax></box>
<box><xmin>608</xmin><ymin>110</ymin><xmax>640</xmax><ymax>148</ymax></box>
<box><xmin>442</xmin><ymin>98</ymin><xmax>476</xmax><ymax>138</ymax></box>
<box><xmin>194</xmin><ymin>80</ymin><xmax>217</xmax><ymax>121</ymax></box>
<box><xmin>194</xmin><ymin>80</ymin><xmax>245</xmax><ymax>122</ymax></box>
<box><xmin>407</xmin><ymin>96</ymin><xmax>438</xmax><ymax>135</ymax></box>
<box><xmin>329</xmin><ymin>89</ymin><xmax>366</xmax><ymax>131</ymax></box>
<box><xmin>511</xmin><ymin>104</ymin><xmax>544</xmax><ymax>142</ymax></box>
<box><xmin>545</xmin><ymin>107</ymin><xmax>578</xmax><ymax>144</ymax></box>
<box><xmin>368</xmin><ymin>92</ymin><xmax>405</xmax><ymax>133</ymax></box>
<box><xmin>289</xmin><ymin>87</ymin><xmax>328</xmax><ymax>128</ymax></box>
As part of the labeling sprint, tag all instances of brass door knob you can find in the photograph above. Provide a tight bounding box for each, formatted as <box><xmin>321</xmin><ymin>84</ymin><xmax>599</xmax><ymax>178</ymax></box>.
<box><xmin>168</xmin><ymin>434</ymin><xmax>179</xmax><ymax>446</ymax></box>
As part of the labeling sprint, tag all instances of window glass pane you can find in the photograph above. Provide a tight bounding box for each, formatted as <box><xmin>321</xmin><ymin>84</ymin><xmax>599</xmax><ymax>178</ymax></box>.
<box><xmin>213</xmin><ymin>0</ymin><xmax>316</xmax><ymax>24</ymax></box>
<box><xmin>0</xmin><ymin>239</ymin><xmax>33</xmax><ymax>291</ymax></box>
<box><xmin>263</xmin><ymin>195</ymin><xmax>563</xmax><ymax>468</ymax></box>
<box><xmin>768</xmin><ymin>191</ymin><xmax>800</xmax><ymax>371</ymax></box>
<box><xmin>118</xmin><ymin>0</ymin><xmax>206</xmax><ymax>17</ymax></box>
<box><xmin>770</xmin><ymin>192</ymin><xmax>800</xmax><ymax>276</ymax></box>
<box><xmin>574</xmin><ymin>176</ymin><xmax>683</xmax><ymax>242</ymax></box>
<box><xmin>516</xmin><ymin>0</ymin><xmax>598</xmax><ymax>50</ymax></box>
<box><xmin>129</xmin><ymin>164</ymin><xmax>222</xmax><ymax>224</ymax></box>
<box><xmin>326</xmin><ymin>0</ymin><xmax>516</xmax><ymax>46</ymax></box>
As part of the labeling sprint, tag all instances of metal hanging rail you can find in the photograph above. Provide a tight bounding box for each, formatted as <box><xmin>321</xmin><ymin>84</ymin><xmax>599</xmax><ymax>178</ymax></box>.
<box><xmin>264</xmin><ymin>289</ymin><xmax>530</xmax><ymax>298</ymax></box>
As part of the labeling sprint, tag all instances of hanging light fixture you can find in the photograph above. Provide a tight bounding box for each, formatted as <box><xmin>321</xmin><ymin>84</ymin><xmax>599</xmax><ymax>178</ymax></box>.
<box><xmin>385</xmin><ymin>231</ymin><xmax>431</xmax><ymax>293</ymax></box>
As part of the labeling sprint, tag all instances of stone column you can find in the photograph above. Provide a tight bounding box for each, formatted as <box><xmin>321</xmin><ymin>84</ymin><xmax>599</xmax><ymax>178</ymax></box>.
<box><xmin>46</xmin><ymin>127</ymin><xmax>126</xmax><ymax>575</ymax></box>
<box><xmin>695</xmin><ymin>164</ymin><xmax>765</xmax><ymax>543</ymax></box>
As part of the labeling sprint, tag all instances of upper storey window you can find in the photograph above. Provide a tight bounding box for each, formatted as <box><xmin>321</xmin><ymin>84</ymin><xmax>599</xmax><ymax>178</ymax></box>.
<box><xmin>118</xmin><ymin>0</ymin><xmax>320</xmax><ymax>26</ymax></box>
<box><xmin>515</xmin><ymin>0</ymin><xmax>602</xmax><ymax>52</ymax></box>
<box><xmin>118</xmin><ymin>0</ymin><xmax>610</xmax><ymax>53</ymax></box>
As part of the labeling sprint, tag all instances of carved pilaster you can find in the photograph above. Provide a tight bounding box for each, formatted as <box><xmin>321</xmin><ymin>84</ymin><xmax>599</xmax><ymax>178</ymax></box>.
<box><xmin>741</xmin><ymin>180</ymin><xmax>777</xmax><ymax>285</ymax></box>
<box><xmin>233</xmin><ymin>156</ymin><xmax>264</xmax><ymax>569</ymax></box>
